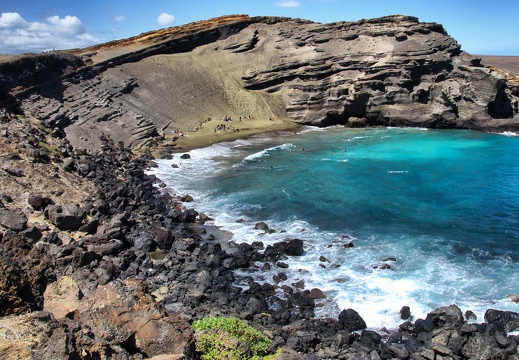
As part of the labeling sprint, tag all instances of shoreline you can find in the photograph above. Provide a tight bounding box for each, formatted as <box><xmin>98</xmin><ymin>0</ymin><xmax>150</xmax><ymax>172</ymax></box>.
<box><xmin>150</xmin><ymin>126</ymin><xmax>519</xmax><ymax>331</ymax></box>
<box><xmin>166</xmin><ymin>116</ymin><xmax>301</xmax><ymax>153</ymax></box>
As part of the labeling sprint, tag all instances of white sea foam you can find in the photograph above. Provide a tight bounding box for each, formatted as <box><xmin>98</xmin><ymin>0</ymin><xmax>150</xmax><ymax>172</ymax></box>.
<box><xmin>148</xmin><ymin>127</ymin><xmax>519</xmax><ymax>330</ymax></box>
<box><xmin>500</xmin><ymin>131</ymin><xmax>519</xmax><ymax>137</ymax></box>
<box><xmin>243</xmin><ymin>143</ymin><xmax>292</xmax><ymax>162</ymax></box>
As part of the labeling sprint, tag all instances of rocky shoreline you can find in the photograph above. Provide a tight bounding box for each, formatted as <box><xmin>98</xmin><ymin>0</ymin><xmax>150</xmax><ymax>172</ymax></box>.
<box><xmin>2</xmin><ymin>13</ymin><xmax>519</xmax><ymax>359</ymax></box>
<box><xmin>1</xmin><ymin>114</ymin><xmax>519</xmax><ymax>359</ymax></box>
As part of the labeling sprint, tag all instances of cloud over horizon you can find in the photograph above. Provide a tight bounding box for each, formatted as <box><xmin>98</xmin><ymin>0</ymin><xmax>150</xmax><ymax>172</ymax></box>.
<box><xmin>0</xmin><ymin>12</ymin><xmax>98</xmax><ymax>54</ymax></box>
<box><xmin>157</xmin><ymin>13</ymin><xmax>175</xmax><ymax>26</ymax></box>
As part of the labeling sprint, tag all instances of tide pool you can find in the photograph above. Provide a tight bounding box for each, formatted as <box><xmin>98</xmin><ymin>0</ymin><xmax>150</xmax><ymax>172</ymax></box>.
<box><xmin>149</xmin><ymin>127</ymin><xmax>519</xmax><ymax>329</ymax></box>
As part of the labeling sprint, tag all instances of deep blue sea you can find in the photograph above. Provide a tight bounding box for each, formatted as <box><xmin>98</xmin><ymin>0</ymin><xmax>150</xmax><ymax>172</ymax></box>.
<box><xmin>150</xmin><ymin>127</ymin><xmax>519</xmax><ymax>329</ymax></box>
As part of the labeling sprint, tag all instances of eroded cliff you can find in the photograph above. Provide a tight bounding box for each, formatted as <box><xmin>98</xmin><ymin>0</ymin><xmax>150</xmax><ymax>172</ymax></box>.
<box><xmin>1</xmin><ymin>14</ymin><xmax>518</xmax><ymax>151</ymax></box>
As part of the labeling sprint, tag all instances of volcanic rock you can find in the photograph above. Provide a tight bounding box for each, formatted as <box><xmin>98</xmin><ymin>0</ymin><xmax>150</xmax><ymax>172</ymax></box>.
<box><xmin>45</xmin><ymin>203</ymin><xmax>86</xmax><ymax>230</ymax></box>
<box><xmin>0</xmin><ymin>207</ymin><xmax>27</xmax><ymax>231</ymax></box>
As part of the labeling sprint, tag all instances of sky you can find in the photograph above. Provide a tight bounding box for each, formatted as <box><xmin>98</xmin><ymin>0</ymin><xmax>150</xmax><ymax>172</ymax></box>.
<box><xmin>1</xmin><ymin>0</ymin><xmax>518</xmax><ymax>55</ymax></box>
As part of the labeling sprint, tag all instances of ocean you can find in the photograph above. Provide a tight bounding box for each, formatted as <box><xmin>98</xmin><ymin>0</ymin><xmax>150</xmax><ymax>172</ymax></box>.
<box><xmin>149</xmin><ymin>126</ymin><xmax>519</xmax><ymax>330</ymax></box>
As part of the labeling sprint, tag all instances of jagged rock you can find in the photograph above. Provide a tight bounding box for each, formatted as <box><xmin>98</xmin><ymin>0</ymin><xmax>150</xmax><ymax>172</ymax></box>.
<box><xmin>485</xmin><ymin>309</ymin><xmax>519</xmax><ymax>333</ymax></box>
<box><xmin>20</xmin><ymin>225</ymin><xmax>43</xmax><ymax>242</ymax></box>
<box><xmin>0</xmin><ymin>207</ymin><xmax>27</xmax><ymax>231</ymax></box>
<box><xmin>180</xmin><ymin>208</ymin><xmax>198</xmax><ymax>223</ymax></box>
<box><xmin>28</xmin><ymin>194</ymin><xmax>54</xmax><ymax>210</ymax></box>
<box><xmin>45</xmin><ymin>203</ymin><xmax>86</xmax><ymax>230</ymax></box>
<box><xmin>400</xmin><ymin>305</ymin><xmax>411</xmax><ymax>320</ymax></box>
<box><xmin>71</xmin><ymin>279</ymin><xmax>195</xmax><ymax>358</ymax></box>
<box><xmin>43</xmin><ymin>276</ymin><xmax>83</xmax><ymax>319</ymax></box>
<box><xmin>426</xmin><ymin>304</ymin><xmax>464</xmax><ymax>328</ymax></box>
<box><xmin>0</xmin><ymin>256</ymin><xmax>35</xmax><ymax>316</ymax></box>
<box><xmin>0</xmin><ymin>234</ymin><xmax>54</xmax><ymax>315</ymax></box>
<box><xmin>264</xmin><ymin>238</ymin><xmax>304</xmax><ymax>260</ymax></box>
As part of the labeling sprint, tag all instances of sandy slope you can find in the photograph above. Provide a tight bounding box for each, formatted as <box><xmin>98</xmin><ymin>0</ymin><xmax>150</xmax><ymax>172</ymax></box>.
<box><xmin>112</xmin><ymin>28</ymin><xmax>302</xmax><ymax>152</ymax></box>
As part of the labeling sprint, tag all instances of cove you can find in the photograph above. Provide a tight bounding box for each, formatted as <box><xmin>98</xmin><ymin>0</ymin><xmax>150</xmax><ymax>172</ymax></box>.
<box><xmin>150</xmin><ymin>127</ymin><xmax>519</xmax><ymax>329</ymax></box>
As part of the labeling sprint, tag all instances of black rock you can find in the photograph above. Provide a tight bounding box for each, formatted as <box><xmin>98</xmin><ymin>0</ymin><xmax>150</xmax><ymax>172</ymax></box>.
<box><xmin>338</xmin><ymin>309</ymin><xmax>367</xmax><ymax>332</ymax></box>
<box><xmin>400</xmin><ymin>305</ymin><xmax>411</xmax><ymax>320</ymax></box>
<box><xmin>485</xmin><ymin>309</ymin><xmax>519</xmax><ymax>333</ymax></box>
<box><xmin>45</xmin><ymin>203</ymin><xmax>86</xmax><ymax>230</ymax></box>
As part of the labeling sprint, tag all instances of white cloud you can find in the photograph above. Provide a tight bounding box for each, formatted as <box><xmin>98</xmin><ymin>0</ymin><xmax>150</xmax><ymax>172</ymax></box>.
<box><xmin>0</xmin><ymin>12</ymin><xmax>98</xmax><ymax>54</ymax></box>
<box><xmin>277</xmin><ymin>1</ymin><xmax>300</xmax><ymax>7</ymax></box>
<box><xmin>112</xmin><ymin>15</ymin><xmax>128</xmax><ymax>23</ymax></box>
<box><xmin>0</xmin><ymin>12</ymin><xmax>28</xmax><ymax>28</ymax></box>
<box><xmin>157</xmin><ymin>13</ymin><xmax>175</xmax><ymax>26</ymax></box>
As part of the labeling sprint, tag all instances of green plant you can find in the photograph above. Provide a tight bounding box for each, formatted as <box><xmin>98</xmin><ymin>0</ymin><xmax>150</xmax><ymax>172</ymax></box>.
<box><xmin>38</xmin><ymin>141</ymin><xmax>62</xmax><ymax>158</ymax></box>
<box><xmin>192</xmin><ymin>317</ymin><xmax>279</xmax><ymax>360</ymax></box>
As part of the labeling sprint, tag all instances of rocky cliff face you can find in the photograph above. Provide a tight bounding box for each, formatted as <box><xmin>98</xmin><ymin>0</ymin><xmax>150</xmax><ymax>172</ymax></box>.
<box><xmin>1</xmin><ymin>14</ymin><xmax>518</xmax><ymax>151</ymax></box>
<box><xmin>241</xmin><ymin>15</ymin><xmax>516</xmax><ymax>129</ymax></box>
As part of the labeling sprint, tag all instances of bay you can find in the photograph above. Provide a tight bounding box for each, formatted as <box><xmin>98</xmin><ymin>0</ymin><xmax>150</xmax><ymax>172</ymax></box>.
<box><xmin>150</xmin><ymin>127</ymin><xmax>519</xmax><ymax>329</ymax></box>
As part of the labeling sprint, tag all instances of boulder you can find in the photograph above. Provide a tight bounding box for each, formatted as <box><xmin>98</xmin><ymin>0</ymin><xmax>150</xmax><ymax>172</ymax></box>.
<box><xmin>484</xmin><ymin>309</ymin><xmax>519</xmax><ymax>333</ymax></box>
<box><xmin>71</xmin><ymin>278</ymin><xmax>195</xmax><ymax>357</ymax></box>
<box><xmin>45</xmin><ymin>203</ymin><xmax>86</xmax><ymax>230</ymax></box>
<box><xmin>180</xmin><ymin>208</ymin><xmax>198</xmax><ymax>223</ymax></box>
<box><xmin>400</xmin><ymin>305</ymin><xmax>411</xmax><ymax>320</ymax></box>
<box><xmin>426</xmin><ymin>305</ymin><xmax>464</xmax><ymax>328</ymax></box>
<box><xmin>28</xmin><ymin>194</ymin><xmax>54</xmax><ymax>210</ymax></box>
<box><xmin>338</xmin><ymin>308</ymin><xmax>367</xmax><ymax>332</ymax></box>
<box><xmin>264</xmin><ymin>239</ymin><xmax>304</xmax><ymax>260</ymax></box>
<box><xmin>0</xmin><ymin>207</ymin><xmax>27</xmax><ymax>231</ymax></box>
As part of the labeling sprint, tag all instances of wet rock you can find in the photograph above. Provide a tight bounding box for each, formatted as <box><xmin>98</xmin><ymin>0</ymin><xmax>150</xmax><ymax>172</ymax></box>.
<box><xmin>338</xmin><ymin>308</ymin><xmax>367</xmax><ymax>332</ymax></box>
<box><xmin>264</xmin><ymin>239</ymin><xmax>304</xmax><ymax>260</ymax></box>
<box><xmin>180</xmin><ymin>208</ymin><xmax>198</xmax><ymax>223</ymax></box>
<box><xmin>305</xmin><ymin>288</ymin><xmax>326</xmax><ymax>300</ymax></box>
<box><xmin>400</xmin><ymin>305</ymin><xmax>411</xmax><ymax>320</ymax></box>
<box><xmin>426</xmin><ymin>304</ymin><xmax>464</xmax><ymax>328</ymax></box>
<box><xmin>485</xmin><ymin>309</ymin><xmax>519</xmax><ymax>333</ymax></box>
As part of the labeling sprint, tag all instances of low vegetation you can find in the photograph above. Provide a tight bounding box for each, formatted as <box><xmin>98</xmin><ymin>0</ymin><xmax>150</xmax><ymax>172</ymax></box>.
<box><xmin>192</xmin><ymin>317</ymin><xmax>280</xmax><ymax>360</ymax></box>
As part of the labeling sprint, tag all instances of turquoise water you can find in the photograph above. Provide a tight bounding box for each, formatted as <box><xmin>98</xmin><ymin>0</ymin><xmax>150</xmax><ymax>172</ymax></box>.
<box><xmin>150</xmin><ymin>127</ymin><xmax>519</xmax><ymax>329</ymax></box>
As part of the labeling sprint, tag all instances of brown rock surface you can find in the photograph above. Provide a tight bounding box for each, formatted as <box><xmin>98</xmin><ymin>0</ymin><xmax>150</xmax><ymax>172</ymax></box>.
<box><xmin>71</xmin><ymin>278</ymin><xmax>195</xmax><ymax>358</ymax></box>
<box><xmin>43</xmin><ymin>276</ymin><xmax>82</xmax><ymax>319</ymax></box>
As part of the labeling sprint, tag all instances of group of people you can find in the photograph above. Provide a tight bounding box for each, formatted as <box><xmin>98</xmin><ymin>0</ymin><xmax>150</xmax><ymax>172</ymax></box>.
<box><xmin>214</xmin><ymin>123</ymin><xmax>237</xmax><ymax>133</ymax></box>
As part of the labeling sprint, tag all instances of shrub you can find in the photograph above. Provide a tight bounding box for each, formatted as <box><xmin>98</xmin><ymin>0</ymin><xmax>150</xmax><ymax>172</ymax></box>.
<box><xmin>192</xmin><ymin>317</ymin><xmax>279</xmax><ymax>360</ymax></box>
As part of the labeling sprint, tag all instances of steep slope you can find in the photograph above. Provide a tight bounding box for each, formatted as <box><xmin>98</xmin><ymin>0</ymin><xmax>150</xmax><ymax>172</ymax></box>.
<box><xmin>1</xmin><ymin>14</ymin><xmax>518</xmax><ymax>152</ymax></box>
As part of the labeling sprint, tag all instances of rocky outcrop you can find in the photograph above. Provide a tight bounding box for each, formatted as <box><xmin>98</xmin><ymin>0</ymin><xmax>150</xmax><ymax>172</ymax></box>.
<box><xmin>241</xmin><ymin>15</ymin><xmax>517</xmax><ymax>130</ymax></box>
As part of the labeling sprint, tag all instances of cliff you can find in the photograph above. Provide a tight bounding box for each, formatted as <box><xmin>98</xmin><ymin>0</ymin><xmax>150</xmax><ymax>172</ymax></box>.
<box><xmin>1</xmin><ymin>14</ymin><xmax>518</xmax><ymax>151</ymax></box>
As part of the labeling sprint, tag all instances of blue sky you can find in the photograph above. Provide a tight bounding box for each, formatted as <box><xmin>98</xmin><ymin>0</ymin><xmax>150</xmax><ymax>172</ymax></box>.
<box><xmin>1</xmin><ymin>0</ymin><xmax>517</xmax><ymax>55</ymax></box>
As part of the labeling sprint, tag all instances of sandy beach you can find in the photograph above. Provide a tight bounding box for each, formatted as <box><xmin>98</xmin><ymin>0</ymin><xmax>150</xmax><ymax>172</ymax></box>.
<box><xmin>166</xmin><ymin>115</ymin><xmax>301</xmax><ymax>153</ymax></box>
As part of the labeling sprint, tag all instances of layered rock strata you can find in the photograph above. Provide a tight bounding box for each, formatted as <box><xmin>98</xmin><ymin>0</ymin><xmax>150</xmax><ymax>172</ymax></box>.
<box><xmin>1</xmin><ymin>15</ymin><xmax>518</xmax><ymax>152</ymax></box>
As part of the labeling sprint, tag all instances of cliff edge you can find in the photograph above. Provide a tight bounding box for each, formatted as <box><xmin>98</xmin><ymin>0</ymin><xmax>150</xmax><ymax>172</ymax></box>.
<box><xmin>1</xmin><ymin>14</ymin><xmax>518</xmax><ymax>152</ymax></box>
